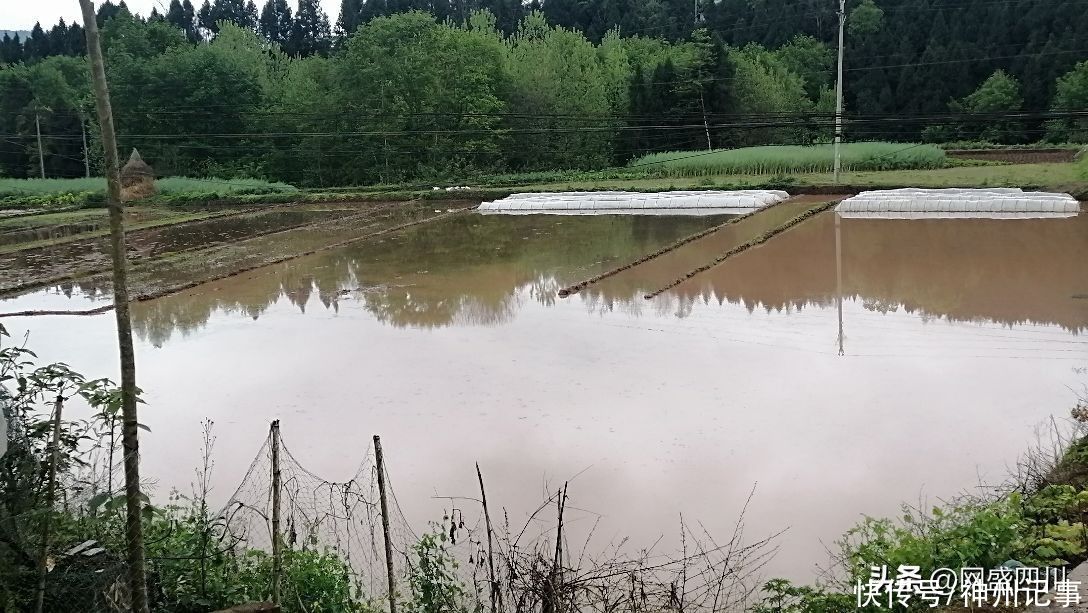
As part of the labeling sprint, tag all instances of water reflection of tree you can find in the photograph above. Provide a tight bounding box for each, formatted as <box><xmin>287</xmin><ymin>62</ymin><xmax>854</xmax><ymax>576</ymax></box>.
<box><xmin>642</xmin><ymin>212</ymin><xmax>1088</xmax><ymax>332</ymax></box>
<box><xmin>131</xmin><ymin>254</ymin><xmax>367</xmax><ymax>346</ymax></box>
<box><xmin>128</xmin><ymin>215</ymin><xmax>715</xmax><ymax>344</ymax></box>
<box><xmin>125</xmin><ymin>211</ymin><xmax>1088</xmax><ymax>346</ymax></box>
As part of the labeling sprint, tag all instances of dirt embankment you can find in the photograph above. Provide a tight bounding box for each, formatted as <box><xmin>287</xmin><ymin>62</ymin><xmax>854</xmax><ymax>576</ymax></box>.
<box><xmin>946</xmin><ymin>148</ymin><xmax>1079</xmax><ymax>164</ymax></box>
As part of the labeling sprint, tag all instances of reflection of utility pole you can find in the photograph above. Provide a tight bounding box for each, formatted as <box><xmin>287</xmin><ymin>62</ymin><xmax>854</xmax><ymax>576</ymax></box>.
<box><xmin>833</xmin><ymin>0</ymin><xmax>846</xmax><ymax>184</ymax></box>
<box><xmin>836</xmin><ymin>212</ymin><xmax>845</xmax><ymax>356</ymax></box>
<box><xmin>35</xmin><ymin>113</ymin><xmax>45</xmax><ymax>179</ymax></box>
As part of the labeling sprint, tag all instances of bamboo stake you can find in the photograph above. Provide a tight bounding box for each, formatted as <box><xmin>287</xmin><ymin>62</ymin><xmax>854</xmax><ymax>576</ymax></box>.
<box><xmin>374</xmin><ymin>435</ymin><xmax>397</xmax><ymax>613</ymax></box>
<box><xmin>476</xmin><ymin>463</ymin><xmax>500</xmax><ymax>613</ymax></box>
<box><xmin>76</xmin><ymin>2</ymin><xmax>150</xmax><ymax>611</ymax></box>
<box><xmin>33</xmin><ymin>396</ymin><xmax>64</xmax><ymax>613</ymax></box>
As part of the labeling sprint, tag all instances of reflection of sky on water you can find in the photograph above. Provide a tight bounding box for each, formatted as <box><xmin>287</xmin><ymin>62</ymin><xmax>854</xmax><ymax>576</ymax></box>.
<box><xmin>2</xmin><ymin>211</ymin><xmax>1087</xmax><ymax>581</ymax></box>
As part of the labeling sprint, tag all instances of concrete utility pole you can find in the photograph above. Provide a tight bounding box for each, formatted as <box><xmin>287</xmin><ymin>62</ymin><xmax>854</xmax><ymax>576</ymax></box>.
<box><xmin>35</xmin><ymin>114</ymin><xmax>45</xmax><ymax>179</ymax></box>
<box><xmin>833</xmin><ymin>0</ymin><xmax>846</xmax><ymax>184</ymax></box>
<box><xmin>81</xmin><ymin>118</ymin><xmax>90</xmax><ymax>178</ymax></box>
<box><xmin>76</xmin><ymin>2</ymin><xmax>151</xmax><ymax>612</ymax></box>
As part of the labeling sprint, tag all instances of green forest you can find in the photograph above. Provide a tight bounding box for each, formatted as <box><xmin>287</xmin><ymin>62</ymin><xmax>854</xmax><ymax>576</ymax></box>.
<box><xmin>0</xmin><ymin>0</ymin><xmax>1086</xmax><ymax>186</ymax></box>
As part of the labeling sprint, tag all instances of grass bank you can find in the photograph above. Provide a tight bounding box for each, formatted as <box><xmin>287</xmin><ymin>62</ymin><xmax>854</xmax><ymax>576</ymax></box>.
<box><xmin>0</xmin><ymin>176</ymin><xmax>297</xmax><ymax>209</ymax></box>
<box><xmin>3</xmin><ymin>152</ymin><xmax>1084</xmax><ymax>216</ymax></box>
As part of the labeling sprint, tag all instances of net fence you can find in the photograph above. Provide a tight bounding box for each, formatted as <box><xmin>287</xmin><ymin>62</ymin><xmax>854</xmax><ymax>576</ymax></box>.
<box><xmin>217</xmin><ymin>427</ymin><xmax>418</xmax><ymax>605</ymax></box>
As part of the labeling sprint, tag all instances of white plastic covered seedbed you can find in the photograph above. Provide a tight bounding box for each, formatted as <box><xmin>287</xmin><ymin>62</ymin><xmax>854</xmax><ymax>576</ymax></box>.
<box><xmin>478</xmin><ymin>190</ymin><xmax>791</xmax><ymax>215</ymax></box>
<box><xmin>835</xmin><ymin>188</ymin><xmax>1081</xmax><ymax>219</ymax></box>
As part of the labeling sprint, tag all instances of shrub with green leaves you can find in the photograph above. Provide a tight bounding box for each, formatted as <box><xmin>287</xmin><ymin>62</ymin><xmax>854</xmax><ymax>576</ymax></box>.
<box><xmin>755</xmin><ymin>464</ymin><xmax>1088</xmax><ymax>613</ymax></box>
<box><xmin>406</xmin><ymin>523</ymin><xmax>466</xmax><ymax>613</ymax></box>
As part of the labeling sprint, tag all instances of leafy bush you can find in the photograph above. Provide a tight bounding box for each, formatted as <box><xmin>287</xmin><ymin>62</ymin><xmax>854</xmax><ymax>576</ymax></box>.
<box><xmin>752</xmin><ymin>579</ymin><xmax>855</xmax><ymax>613</ymax></box>
<box><xmin>756</xmin><ymin>448</ymin><xmax>1088</xmax><ymax>613</ymax></box>
<box><xmin>406</xmin><ymin>523</ymin><xmax>466</xmax><ymax>613</ymax></box>
<box><xmin>629</xmin><ymin>143</ymin><xmax>947</xmax><ymax>177</ymax></box>
<box><xmin>56</xmin><ymin>501</ymin><xmax>374</xmax><ymax>613</ymax></box>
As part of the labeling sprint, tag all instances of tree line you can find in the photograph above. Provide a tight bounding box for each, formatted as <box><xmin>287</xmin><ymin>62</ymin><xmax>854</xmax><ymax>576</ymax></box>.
<box><xmin>0</xmin><ymin>0</ymin><xmax>1085</xmax><ymax>185</ymax></box>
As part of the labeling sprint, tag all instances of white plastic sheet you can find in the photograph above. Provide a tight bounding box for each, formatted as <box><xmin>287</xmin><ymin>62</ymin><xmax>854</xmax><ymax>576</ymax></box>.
<box><xmin>836</xmin><ymin>188</ymin><xmax>1080</xmax><ymax>218</ymax></box>
<box><xmin>479</xmin><ymin>190</ymin><xmax>791</xmax><ymax>215</ymax></box>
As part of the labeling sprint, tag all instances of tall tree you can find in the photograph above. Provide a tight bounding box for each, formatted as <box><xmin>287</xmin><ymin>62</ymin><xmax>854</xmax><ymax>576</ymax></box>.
<box><xmin>259</xmin><ymin>0</ymin><xmax>294</xmax><ymax>47</ymax></box>
<box><xmin>96</xmin><ymin>0</ymin><xmax>128</xmax><ymax>26</ymax></box>
<box><xmin>23</xmin><ymin>24</ymin><xmax>51</xmax><ymax>62</ymax></box>
<box><xmin>47</xmin><ymin>19</ymin><xmax>72</xmax><ymax>55</ymax></box>
<box><xmin>290</xmin><ymin>0</ymin><xmax>333</xmax><ymax>56</ymax></box>
<box><xmin>167</xmin><ymin>0</ymin><xmax>201</xmax><ymax>41</ymax></box>
<box><xmin>67</xmin><ymin>22</ymin><xmax>88</xmax><ymax>55</ymax></box>
<box><xmin>244</xmin><ymin>1</ymin><xmax>260</xmax><ymax>30</ymax></box>
<box><xmin>1047</xmin><ymin>60</ymin><xmax>1088</xmax><ymax>142</ymax></box>
<box><xmin>198</xmin><ymin>0</ymin><xmax>215</xmax><ymax>33</ymax></box>
<box><xmin>0</xmin><ymin>34</ymin><xmax>23</xmax><ymax>64</ymax></box>
<box><xmin>337</xmin><ymin>0</ymin><xmax>364</xmax><ymax>38</ymax></box>
<box><xmin>952</xmin><ymin>69</ymin><xmax>1025</xmax><ymax>143</ymax></box>
<box><xmin>205</xmin><ymin>0</ymin><xmax>253</xmax><ymax>33</ymax></box>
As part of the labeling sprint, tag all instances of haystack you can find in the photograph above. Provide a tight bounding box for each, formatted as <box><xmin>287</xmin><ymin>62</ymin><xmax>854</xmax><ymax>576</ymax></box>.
<box><xmin>120</xmin><ymin>148</ymin><xmax>157</xmax><ymax>201</ymax></box>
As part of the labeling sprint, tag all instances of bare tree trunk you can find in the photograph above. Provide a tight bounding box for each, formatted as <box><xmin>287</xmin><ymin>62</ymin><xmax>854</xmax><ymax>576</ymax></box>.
<box><xmin>76</xmin><ymin>3</ymin><xmax>151</xmax><ymax>612</ymax></box>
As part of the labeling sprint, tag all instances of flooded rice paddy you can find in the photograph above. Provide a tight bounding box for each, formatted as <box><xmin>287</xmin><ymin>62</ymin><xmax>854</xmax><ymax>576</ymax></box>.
<box><xmin>3</xmin><ymin>200</ymin><xmax>1087</xmax><ymax>580</ymax></box>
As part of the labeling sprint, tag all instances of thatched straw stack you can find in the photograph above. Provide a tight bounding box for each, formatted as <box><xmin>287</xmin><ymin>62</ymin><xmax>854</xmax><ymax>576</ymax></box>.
<box><xmin>120</xmin><ymin>148</ymin><xmax>157</xmax><ymax>201</ymax></box>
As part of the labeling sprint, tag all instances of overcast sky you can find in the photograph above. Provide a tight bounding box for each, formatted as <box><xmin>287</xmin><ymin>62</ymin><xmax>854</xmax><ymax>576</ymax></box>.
<box><xmin>4</xmin><ymin>0</ymin><xmax>342</xmax><ymax>31</ymax></box>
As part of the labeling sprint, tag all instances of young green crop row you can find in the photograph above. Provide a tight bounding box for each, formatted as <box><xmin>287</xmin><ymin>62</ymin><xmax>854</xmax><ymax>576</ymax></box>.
<box><xmin>631</xmin><ymin>142</ymin><xmax>948</xmax><ymax>177</ymax></box>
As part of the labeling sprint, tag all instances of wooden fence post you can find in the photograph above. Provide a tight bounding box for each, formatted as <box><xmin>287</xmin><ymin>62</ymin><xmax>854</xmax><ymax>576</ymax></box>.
<box><xmin>271</xmin><ymin>420</ymin><xmax>282</xmax><ymax>605</ymax></box>
<box><xmin>476</xmin><ymin>463</ymin><xmax>499</xmax><ymax>613</ymax></box>
<box><xmin>374</xmin><ymin>435</ymin><xmax>397</xmax><ymax>613</ymax></box>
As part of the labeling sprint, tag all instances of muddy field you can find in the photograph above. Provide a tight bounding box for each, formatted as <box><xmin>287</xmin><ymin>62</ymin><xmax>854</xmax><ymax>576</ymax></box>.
<box><xmin>2</xmin><ymin>197</ymin><xmax>1086</xmax><ymax>581</ymax></box>
<box><xmin>0</xmin><ymin>201</ymin><xmax>461</xmax><ymax>298</ymax></box>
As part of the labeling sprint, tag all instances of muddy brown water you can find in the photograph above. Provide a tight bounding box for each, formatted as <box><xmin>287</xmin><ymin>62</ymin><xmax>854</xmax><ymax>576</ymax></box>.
<box><xmin>2</xmin><ymin>204</ymin><xmax>1087</xmax><ymax>582</ymax></box>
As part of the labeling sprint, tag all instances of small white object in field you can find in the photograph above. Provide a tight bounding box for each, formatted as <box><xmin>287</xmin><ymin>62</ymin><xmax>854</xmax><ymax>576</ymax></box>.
<box><xmin>836</xmin><ymin>188</ymin><xmax>1080</xmax><ymax>219</ymax></box>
